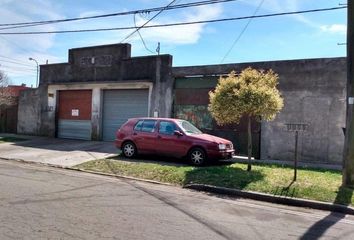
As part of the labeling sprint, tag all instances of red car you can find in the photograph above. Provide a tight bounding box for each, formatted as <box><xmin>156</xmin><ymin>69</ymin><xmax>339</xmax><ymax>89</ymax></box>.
<box><xmin>115</xmin><ymin>118</ymin><xmax>235</xmax><ymax>166</ymax></box>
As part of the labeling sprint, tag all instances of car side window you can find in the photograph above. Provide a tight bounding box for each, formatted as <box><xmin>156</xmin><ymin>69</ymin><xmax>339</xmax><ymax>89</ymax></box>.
<box><xmin>134</xmin><ymin>120</ymin><xmax>144</xmax><ymax>131</ymax></box>
<box><xmin>141</xmin><ymin>120</ymin><xmax>157</xmax><ymax>132</ymax></box>
<box><xmin>159</xmin><ymin>121</ymin><xmax>176</xmax><ymax>135</ymax></box>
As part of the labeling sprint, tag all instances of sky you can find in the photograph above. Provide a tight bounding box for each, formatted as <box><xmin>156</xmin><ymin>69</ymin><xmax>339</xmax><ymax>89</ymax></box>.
<box><xmin>0</xmin><ymin>0</ymin><xmax>348</xmax><ymax>87</ymax></box>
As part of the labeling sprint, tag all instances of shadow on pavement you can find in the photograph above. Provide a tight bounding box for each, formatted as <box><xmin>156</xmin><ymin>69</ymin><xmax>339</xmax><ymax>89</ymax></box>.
<box><xmin>100</xmin><ymin>158</ymin><xmax>239</xmax><ymax>240</ymax></box>
<box><xmin>300</xmin><ymin>187</ymin><xmax>353</xmax><ymax>240</ymax></box>
<box><xmin>6</xmin><ymin>137</ymin><xmax>117</xmax><ymax>154</ymax></box>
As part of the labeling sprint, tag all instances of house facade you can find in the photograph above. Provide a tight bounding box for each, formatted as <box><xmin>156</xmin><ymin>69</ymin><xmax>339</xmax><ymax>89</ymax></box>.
<box><xmin>17</xmin><ymin>43</ymin><xmax>346</xmax><ymax>165</ymax></box>
<box><xmin>18</xmin><ymin>44</ymin><xmax>173</xmax><ymax>141</ymax></box>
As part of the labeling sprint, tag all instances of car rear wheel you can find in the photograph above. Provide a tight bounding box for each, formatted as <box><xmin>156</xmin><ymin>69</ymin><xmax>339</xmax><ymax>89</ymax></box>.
<box><xmin>122</xmin><ymin>141</ymin><xmax>137</xmax><ymax>158</ymax></box>
<box><xmin>189</xmin><ymin>147</ymin><xmax>206</xmax><ymax>166</ymax></box>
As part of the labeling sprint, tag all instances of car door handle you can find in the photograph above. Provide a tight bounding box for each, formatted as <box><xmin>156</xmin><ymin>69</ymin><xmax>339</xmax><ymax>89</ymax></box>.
<box><xmin>133</xmin><ymin>132</ymin><xmax>137</xmax><ymax>135</ymax></box>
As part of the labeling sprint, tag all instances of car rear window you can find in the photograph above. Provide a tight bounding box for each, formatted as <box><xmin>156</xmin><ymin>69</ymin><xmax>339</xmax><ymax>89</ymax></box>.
<box><xmin>134</xmin><ymin>120</ymin><xmax>144</xmax><ymax>131</ymax></box>
<box><xmin>134</xmin><ymin>120</ymin><xmax>157</xmax><ymax>133</ymax></box>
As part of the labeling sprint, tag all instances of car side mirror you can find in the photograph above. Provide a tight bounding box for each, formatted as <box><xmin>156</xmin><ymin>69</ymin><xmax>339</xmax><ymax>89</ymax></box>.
<box><xmin>174</xmin><ymin>130</ymin><xmax>183</xmax><ymax>137</ymax></box>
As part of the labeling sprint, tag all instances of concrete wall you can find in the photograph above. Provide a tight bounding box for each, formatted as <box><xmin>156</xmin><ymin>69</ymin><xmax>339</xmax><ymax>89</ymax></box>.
<box><xmin>18</xmin><ymin>43</ymin><xmax>174</xmax><ymax>139</ymax></box>
<box><xmin>173</xmin><ymin>57</ymin><xmax>346</xmax><ymax>164</ymax></box>
<box><xmin>17</xmin><ymin>88</ymin><xmax>41</xmax><ymax>135</ymax></box>
<box><xmin>260</xmin><ymin>58</ymin><xmax>346</xmax><ymax>164</ymax></box>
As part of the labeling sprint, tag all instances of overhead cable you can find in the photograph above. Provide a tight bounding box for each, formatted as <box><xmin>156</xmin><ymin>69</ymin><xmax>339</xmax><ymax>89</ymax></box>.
<box><xmin>0</xmin><ymin>6</ymin><xmax>346</xmax><ymax>35</ymax></box>
<box><xmin>0</xmin><ymin>0</ymin><xmax>238</xmax><ymax>30</ymax></box>
<box><xmin>119</xmin><ymin>0</ymin><xmax>178</xmax><ymax>43</ymax></box>
<box><xmin>221</xmin><ymin>0</ymin><xmax>265</xmax><ymax>63</ymax></box>
<box><xmin>133</xmin><ymin>13</ymin><xmax>155</xmax><ymax>53</ymax></box>
<box><xmin>0</xmin><ymin>59</ymin><xmax>34</xmax><ymax>67</ymax></box>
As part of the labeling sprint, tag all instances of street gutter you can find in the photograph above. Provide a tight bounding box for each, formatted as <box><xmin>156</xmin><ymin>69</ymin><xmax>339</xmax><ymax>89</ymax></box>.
<box><xmin>1</xmin><ymin>157</ymin><xmax>353</xmax><ymax>215</ymax></box>
<box><xmin>184</xmin><ymin>184</ymin><xmax>354</xmax><ymax>215</ymax></box>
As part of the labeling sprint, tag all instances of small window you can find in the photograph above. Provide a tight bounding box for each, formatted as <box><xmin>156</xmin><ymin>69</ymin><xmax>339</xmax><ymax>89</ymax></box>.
<box><xmin>159</xmin><ymin>121</ymin><xmax>176</xmax><ymax>135</ymax></box>
<box><xmin>141</xmin><ymin>120</ymin><xmax>157</xmax><ymax>132</ymax></box>
<box><xmin>134</xmin><ymin>120</ymin><xmax>144</xmax><ymax>131</ymax></box>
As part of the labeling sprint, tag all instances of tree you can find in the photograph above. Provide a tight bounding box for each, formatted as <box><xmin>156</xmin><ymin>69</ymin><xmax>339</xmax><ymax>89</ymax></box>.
<box><xmin>0</xmin><ymin>70</ymin><xmax>13</xmax><ymax>106</ymax></box>
<box><xmin>209</xmin><ymin>67</ymin><xmax>284</xmax><ymax>171</ymax></box>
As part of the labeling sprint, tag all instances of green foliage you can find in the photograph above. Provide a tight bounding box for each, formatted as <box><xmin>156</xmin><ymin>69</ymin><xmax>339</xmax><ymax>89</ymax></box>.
<box><xmin>0</xmin><ymin>136</ymin><xmax>28</xmax><ymax>143</ymax></box>
<box><xmin>208</xmin><ymin>67</ymin><xmax>284</xmax><ymax>125</ymax></box>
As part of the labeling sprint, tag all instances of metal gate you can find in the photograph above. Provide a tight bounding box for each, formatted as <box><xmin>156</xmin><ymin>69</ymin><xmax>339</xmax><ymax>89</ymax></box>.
<box><xmin>102</xmin><ymin>89</ymin><xmax>149</xmax><ymax>141</ymax></box>
<box><xmin>57</xmin><ymin>90</ymin><xmax>92</xmax><ymax>140</ymax></box>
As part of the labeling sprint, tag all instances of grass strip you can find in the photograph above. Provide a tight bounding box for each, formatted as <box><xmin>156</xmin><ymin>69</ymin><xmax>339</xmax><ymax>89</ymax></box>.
<box><xmin>0</xmin><ymin>136</ymin><xmax>28</xmax><ymax>143</ymax></box>
<box><xmin>76</xmin><ymin>158</ymin><xmax>353</xmax><ymax>206</ymax></box>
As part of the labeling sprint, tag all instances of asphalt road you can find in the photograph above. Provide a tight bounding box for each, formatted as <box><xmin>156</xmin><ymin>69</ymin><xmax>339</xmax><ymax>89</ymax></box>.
<box><xmin>0</xmin><ymin>160</ymin><xmax>354</xmax><ymax>240</ymax></box>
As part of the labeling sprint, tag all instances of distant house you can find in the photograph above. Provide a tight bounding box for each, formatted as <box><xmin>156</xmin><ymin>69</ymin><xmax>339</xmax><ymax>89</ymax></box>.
<box><xmin>0</xmin><ymin>84</ymin><xmax>30</xmax><ymax>133</ymax></box>
<box><xmin>5</xmin><ymin>84</ymin><xmax>30</xmax><ymax>97</ymax></box>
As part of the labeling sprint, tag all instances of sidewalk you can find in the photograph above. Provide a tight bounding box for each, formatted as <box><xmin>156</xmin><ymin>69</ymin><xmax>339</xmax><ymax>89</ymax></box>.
<box><xmin>0</xmin><ymin>133</ymin><xmax>342</xmax><ymax>170</ymax></box>
<box><xmin>0</xmin><ymin>134</ymin><xmax>118</xmax><ymax>167</ymax></box>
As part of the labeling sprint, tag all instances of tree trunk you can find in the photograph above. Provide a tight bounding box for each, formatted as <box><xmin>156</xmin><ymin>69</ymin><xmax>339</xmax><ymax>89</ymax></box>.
<box><xmin>247</xmin><ymin>115</ymin><xmax>252</xmax><ymax>171</ymax></box>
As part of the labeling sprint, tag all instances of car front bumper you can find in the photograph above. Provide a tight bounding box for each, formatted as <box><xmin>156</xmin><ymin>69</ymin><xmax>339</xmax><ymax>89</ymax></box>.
<box><xmin>207</xmin><ymin>149</ymin><xmax>235</xmax><ymax>160</ymax></box>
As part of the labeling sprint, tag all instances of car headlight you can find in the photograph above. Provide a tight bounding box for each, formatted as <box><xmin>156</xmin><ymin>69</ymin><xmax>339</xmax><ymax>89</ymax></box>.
<box><xmin>218</xmin><ymin>143</ymin><xmax>226</xmax><ymax>150</ymax></box>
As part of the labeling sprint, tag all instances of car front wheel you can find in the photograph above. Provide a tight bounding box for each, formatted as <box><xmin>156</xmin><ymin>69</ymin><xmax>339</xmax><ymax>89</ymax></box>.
<box><xmin>122</xmin><ymin>141</ymin><xmax>137</xmax><ymax>158</ymax></box>
<box><xmin>189</xmin><ymin>147</ymin><xmax>206</xmax><ymax>166</ymax></box>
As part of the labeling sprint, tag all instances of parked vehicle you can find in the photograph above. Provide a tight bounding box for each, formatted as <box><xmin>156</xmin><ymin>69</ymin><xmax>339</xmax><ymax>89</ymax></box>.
<box><xmin>115</xmin><ymin>118</ymin><xmax>235</xmax><ymax>166</ymax></box>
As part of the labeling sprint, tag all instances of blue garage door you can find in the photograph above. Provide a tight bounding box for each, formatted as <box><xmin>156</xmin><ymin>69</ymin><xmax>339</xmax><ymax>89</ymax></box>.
<box><xmin>102</xmin><ymin>89</ymin><xmax>149</xmax><ymax>141</ymax></box>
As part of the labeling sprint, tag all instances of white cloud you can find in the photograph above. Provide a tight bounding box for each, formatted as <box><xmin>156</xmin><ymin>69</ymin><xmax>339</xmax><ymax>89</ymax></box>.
<box><xmin>320</xmin><ymin>24</ymin><xmax>347</xmax><ymax>34</ymax></box>
<box><xmin>135</xmin><ymin>5</ymin><xmax>223</xmax><ymax>45</ymax></box>
<box><xmin>71</xmin><ymin>4</ymin><xmax>224</xmax><ymax>52</ymax></box>
<box><xmin>0</xmin><ymin>0</ymin><xmax>62</xmax><ymax>84</ymax></box>
<box><xmin>79</xmin><ymin>11</ymin><xmax>106</xmax><ymax>18</ymax></box>
<box><xmin>239</xmin><ymin>0</ymin><xmax>318</xmax><ymax>27</ymax></box>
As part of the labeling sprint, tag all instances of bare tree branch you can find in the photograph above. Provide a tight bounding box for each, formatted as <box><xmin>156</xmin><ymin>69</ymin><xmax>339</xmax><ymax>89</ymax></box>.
<box><xmin>0</xmin><ymin>70</ymin><xmax>15</xmax><ymax>106</ymax></box>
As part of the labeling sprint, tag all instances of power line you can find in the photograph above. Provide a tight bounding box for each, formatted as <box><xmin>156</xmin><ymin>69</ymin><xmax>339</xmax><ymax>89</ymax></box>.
<box><xmin>0</xmin><ymin>64</ymin><xmax>36</xmax><ymax>72</ymax></box>
<box><xmin>221</xmin><ymin>0</ymin><xmax>265</xmax><ymax>63</ymax></box>
<box><xmin>0</xmin><ymin>35</ymin><xmax>33</xmax><ymax>54</ymax></box>
<box><xmin>134</xmin><ymin>13</ymin><xmax>155</xmax><ymax>53</ymax></box>
<box><xmin>0</xmin><ymin>0</ymin><xmax>238</xmax><ymax>30</ymax></box>
<box><xmin>120</xmin><ymin>0</ymin><xmax>178</xmax><ymax>43</ymax></box>
<box><xmin>1</xmin><ymin>69</ymin><xmax>36</xmax><ymax>76</ymax></box>
<box><xmin>0</xmin><ymin>6</ymin><xmax>346</xmax><ymax>35</ymax></box>
<box><xmin>0</xmin><ymin>59</ymin><xmax>34</xmax><ymax>67</ymax></box>
<box><xmin>0</xmin><ymin>55</ymin><xmax>31</xmax><ymax>65</ymax></box>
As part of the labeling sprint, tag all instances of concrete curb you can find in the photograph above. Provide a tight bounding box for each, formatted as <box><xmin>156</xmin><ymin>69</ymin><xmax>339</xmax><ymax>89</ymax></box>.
<box><xmin>0</xmin><ymin>157</ymin><xmax>173</xmax><ymax>187</ymax></box>
<box><xmin>2</xmin><ymin>157</ymin><xmax>353</xmax><ymax>215</ymax></box>
<box><xmin>69</xmin><ymin>167</ymin><xmax>174</xmax><ymax>186</ymax></box>
<box><xmin>184</xmin><ymin>184</ymin><xmax>354</xmax><ymax>215</ymax></box>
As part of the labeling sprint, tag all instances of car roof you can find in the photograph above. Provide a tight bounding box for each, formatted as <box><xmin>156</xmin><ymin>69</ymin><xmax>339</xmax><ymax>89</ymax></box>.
<box><xmin>129</xmin><ymin>117</ymin><xmax>183</xmax><ymax>122</ymax></box>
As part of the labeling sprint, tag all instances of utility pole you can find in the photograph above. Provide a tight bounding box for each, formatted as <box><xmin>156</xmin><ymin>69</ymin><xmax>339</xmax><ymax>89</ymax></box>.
<box><xmin>343</xmin><ymin>0</ymin><xmax>354</xmax><ymax>187</ymax></box>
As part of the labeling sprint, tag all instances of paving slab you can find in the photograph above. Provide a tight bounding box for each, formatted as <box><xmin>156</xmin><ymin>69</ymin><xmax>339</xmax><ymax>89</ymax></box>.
<box><xmin>0</xmin><ymin>135</ymin><xmax>118</xmax><ymax>167</ymax></box>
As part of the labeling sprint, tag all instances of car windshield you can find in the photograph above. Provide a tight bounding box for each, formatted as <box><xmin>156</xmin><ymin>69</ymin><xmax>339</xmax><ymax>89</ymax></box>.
<box><xmin>177</xmin><ymin>120</ymin><xmax>202</xmax><ymax>135</ymax></box>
